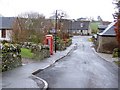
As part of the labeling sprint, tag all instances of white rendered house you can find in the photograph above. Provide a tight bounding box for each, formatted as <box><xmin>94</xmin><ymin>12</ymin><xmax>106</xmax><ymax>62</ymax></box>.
<box><xmin>0</xmin><ymin>17</ymin><xmax>15</xmax><ymax>41</ymax></box>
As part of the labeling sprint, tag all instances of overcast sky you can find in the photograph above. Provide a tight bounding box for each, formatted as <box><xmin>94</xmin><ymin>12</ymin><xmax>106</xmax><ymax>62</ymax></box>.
<box><xmin>0</xmin><ymin>0</ymin><xmax>115</xmax><ymax>21</ymax></box>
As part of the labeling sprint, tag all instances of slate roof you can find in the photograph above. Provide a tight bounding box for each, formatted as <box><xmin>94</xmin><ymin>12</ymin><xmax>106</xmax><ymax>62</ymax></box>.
<box><xmin>102</xmin><ymin>21</ymin><xmax>111</xmax><ymax>25</ymax></box>
<box><xmin>70</xmin><ymin>21</ymin><xmax>90</xmax><ymax>30</ymax></box>
<box><xmin>98</xmin><ymin>25</ymin><xmax>108</xmax><ymax>33</ymax></box>
<box><xmin>98</xmin><ymin>25</ymin><xmax>108</xmax><ymax>30</ymax></box>
<box><xmin>99</xmin><ymin>22</ymin><xmax>116</xmax><ymax>36</ymax></box>
<box><xmin>0</xmin><ymin>17</ymin><xmax>15</xmax><ymax>29</ymax></box>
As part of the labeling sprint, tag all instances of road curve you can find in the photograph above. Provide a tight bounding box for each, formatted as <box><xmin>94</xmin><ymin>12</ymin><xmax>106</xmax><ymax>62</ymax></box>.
<box><xmin>36</xmin><ymin>36</ymin><xmax>118</xmax><ymax>88</ymax></box>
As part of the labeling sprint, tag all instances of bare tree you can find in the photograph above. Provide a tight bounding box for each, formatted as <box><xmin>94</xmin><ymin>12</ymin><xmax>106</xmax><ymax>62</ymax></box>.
<box><xmin>12</xmin><ymin>12</ymin><xmax>47</xmax><ymax>43</ymax></box>
<box><xmin>12</xmin><ymin>17</ymin><xmax>29</xmax><ymax>43</ymax></box>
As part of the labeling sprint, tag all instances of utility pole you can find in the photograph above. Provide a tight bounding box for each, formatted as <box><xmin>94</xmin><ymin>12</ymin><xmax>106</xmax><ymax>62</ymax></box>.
<box><xmin>55</xmin><ymin>10</ymin><xmax>57</xmax><ymax>53</ymax></box>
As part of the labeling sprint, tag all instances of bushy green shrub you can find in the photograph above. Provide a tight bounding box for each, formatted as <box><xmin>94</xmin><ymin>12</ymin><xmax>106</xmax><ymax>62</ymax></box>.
<box><xmin>56</xmin><ymin>39</ymin><xmax>66</xmax><ymax>51</ymax></box>
<box><xmin>113</xmin><ymin>48</ymin><xmax>120</xmax><ymax>58</ymax></box>
<box><xmin>1</xmin><ymin>40</ymin><xmax>9</xmax><ymax>44</ymax></box>
<box><xmin>56</xmin><ymin>37</ymin><xmax>72</xmax><ymax>51</ymax></box>
<box><xmin>65</xmin><ymin>38</ymin><xmax>72</xmax><ymax>47</ymax></box>
<box><xmin>2</xmin><ymin>43</ymin><xmax>22</xmax><ymax>72</ymax></box>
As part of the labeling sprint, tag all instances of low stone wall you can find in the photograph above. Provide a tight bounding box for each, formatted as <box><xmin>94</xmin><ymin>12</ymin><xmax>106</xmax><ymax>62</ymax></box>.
<box><xmin>97</xmin><ymin>36</ymin><xmax>118</xmax><ymax>54</ymax></box>
<box><xmin>1</xmin><ymin>42</ymin><xmax>50</xmax><ymax>72</ymax></box>
<box><xmin>2</xmin><ymin>44</ymin><xmax>22</xmax><ymax>72</ymax></box>
<box><xmin>31</xmin><ymin>45</ymin><xmax>50</xmax><ymax>60</ymax></box>
<box><xmin>20</xmin><ymin>42</ymin><xmax>50</xmax><ymax>60</ymax></box>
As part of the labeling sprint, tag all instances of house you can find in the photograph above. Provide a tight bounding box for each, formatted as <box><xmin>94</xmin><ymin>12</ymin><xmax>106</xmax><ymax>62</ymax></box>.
<box><xmin>0</xmin><ymin>17</ymin><xmax>15</xmax><ymax>41</ymax></box>
<box><xmin>97</xmin><ymin>22</ymin><xmax>118</xmax><ymax>53</ymax></box>
<box><xmin>69</xmin><ymin>21</ymin><xmax>91</xmax><ymax>35</ymax></box>
<box><xmin>77</xmin><ymin>17</ymin><xmax>89</xmax><ymax>21</ymax></box>
<box><xmin>98</xmin><ymin>21</ymin><xmax>111</xmax><ymax>33</ymax></box>
<box><xmin>98</xmin><ymin>25</ymin><xmax>108</xmax><ymax>33</ymax></box>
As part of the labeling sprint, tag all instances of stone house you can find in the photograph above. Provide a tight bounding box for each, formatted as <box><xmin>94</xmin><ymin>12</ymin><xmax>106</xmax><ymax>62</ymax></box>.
<box><xmin>0</xmin><ymin>17</ymin><xmax>15</xmax><ymax>41</ymax></box>
<box><xmin>69</xmin><ymin>21</ymin><xmax>91</xmax><ymax>35</ymax></box>
<box><xmin>97</xmin><ymin>22</ymin><xmax>118</xmax><ymax>53</ymax></box>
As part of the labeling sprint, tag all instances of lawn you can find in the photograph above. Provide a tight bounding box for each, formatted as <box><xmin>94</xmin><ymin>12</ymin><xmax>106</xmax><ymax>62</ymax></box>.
<box><xmin>21</xmin><ymin>48</ymin><xmax>34</xmax><ymax>58</ymax></box>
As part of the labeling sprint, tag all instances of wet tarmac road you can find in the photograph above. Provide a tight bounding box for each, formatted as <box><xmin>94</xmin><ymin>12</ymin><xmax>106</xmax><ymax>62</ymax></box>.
<box><xmin>36</xmin><ymin>36</ymin><xmax>118</xmax><ymax>88</ymax></box>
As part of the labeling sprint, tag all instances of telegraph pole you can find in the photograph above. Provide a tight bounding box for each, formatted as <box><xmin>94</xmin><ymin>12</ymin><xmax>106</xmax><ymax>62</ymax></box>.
<box><xmin>55</xmin><ymin>10</ymin><xmax>57</xmax><ymax>53</ymax></box>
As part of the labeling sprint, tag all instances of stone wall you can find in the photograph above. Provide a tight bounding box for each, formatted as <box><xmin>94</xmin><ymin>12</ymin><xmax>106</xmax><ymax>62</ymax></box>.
<box><xmin>20</xmin><ymin>42</ymin><xmax>50</xmax><ymax>60</ymax></box>
<box><xmin>97</xmin><ymin>36</ymin><xmax>118</xmax><ymax>54</ymax></box>
<box><xmin>31</xmin><ymin>44</ymin><xmax>50</xmax><ymax>60</ymax></box>
<box><xmin>1</xmin><ymin>42</ymin><xmax>50</xmax><ymax>72</ymax></box>
<box><xmin>2</xmin><ymin>44</ymin><xmax>22</xmax><ymax>72</ymax></box>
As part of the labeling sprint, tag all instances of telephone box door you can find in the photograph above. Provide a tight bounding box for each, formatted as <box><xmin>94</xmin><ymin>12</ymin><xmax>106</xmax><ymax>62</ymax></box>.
<box><xmin>45</xmin><ymin>35</ymin><xmax>53</xmax><ymax>55</ymax></box>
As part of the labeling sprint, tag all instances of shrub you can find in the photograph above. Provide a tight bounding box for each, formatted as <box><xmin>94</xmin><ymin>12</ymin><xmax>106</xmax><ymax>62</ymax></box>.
<box><xmin>113</xmin><ymin>48</ymin><xmax>120</xmax><ymax>58</ymax></box>
<box><xmin>2</xmin><ymin>43</ymin><xmax>22</xmax><ymax>72</ymax></box>
<box><xmin>1</xmin><ymin>40</ymin><xmax>9</xmax><ymax>44</ymax></box>
<box><xmin>56</xmin><ymin>38</ymin><xmax>72</xmax><ymax>51</ymax></box>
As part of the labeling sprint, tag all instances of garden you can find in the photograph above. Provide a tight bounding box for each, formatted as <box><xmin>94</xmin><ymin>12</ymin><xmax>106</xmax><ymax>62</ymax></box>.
<box><xmin>0</xmin><ymin>13</ymin><xmax>72</xmax><ymax>72</ymax></box>
<box><xmin>0</xmin><ymin>37</ymin><xmax>72</xmax><ymax>72</ymax></box>
<box><xmin>0</xmin><ymin>41</ymin><xmax>50</xmax><ymax>72</ymax></box>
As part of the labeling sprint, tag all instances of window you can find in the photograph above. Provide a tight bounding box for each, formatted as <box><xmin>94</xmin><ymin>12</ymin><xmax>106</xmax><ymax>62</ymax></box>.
<box><xmin>80</xmin><ymin>23</ymin><xmax>84</xmax><ymax>27</ymax></box>
<box><xmin>2</xmin><ymin>29</ymin><xmax>6</xmax><ymax>38</ymax></box>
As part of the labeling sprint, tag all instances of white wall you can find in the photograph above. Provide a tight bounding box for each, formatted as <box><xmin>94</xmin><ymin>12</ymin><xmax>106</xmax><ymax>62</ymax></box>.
<box><xmin>6</xmin><ymin>30</ymin><xmax>12</xmax><ymax>40</ymax></box>
<box><xmin>0</xmin><ymin>30</ymin><xmax>1</xmax><ymax>39</ymax></box>
<box><xmin>0</xmin><ymin>30</ymin><xmax>12</xmax><ymax>41</ymax></box>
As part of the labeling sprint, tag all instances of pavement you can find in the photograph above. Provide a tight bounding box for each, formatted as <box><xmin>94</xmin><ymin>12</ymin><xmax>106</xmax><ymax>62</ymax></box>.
<box><xmin>91</xmin><ymin>46</ymin><xmax>119</xmax><ymax>65</ymax></box>
<box><xmin>1</xmin><ymin>43</ymin><xmax>75</xmax><ymax>90</ymax></box>
<box><xmin>0</xmin><ymin>36</ymin><xmax>119</xmax><ymax>89</ymax></box>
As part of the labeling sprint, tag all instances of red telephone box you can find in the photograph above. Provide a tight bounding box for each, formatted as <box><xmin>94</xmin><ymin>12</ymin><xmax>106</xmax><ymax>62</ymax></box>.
<box><xmin>45</xmin><ymin>35</ymin><xmax>53</xmax><ymax>55</ymax></box>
